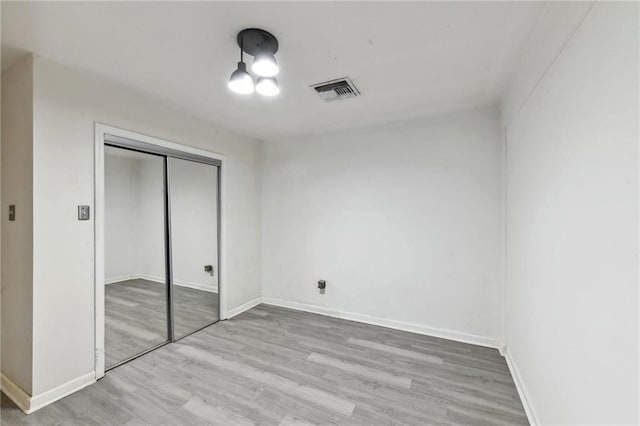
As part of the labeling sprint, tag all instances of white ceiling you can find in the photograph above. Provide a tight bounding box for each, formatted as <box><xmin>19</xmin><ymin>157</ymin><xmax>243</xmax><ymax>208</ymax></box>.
<box><xmin>1</xmin><ymin>1</ymin><xmax>544</xmax><ymax>140</ymax></box>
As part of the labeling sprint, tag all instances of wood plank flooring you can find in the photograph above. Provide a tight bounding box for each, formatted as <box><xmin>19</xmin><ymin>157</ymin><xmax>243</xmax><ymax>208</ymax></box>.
<box><xmin>1</xmin><ymin>305</ymin><xmax>528</xmax><ymax>425</ymax></box>
<box><xmin>105</xmin><ymin>279</ymin><xmax>219</xmax><ymax>367</ymax></box>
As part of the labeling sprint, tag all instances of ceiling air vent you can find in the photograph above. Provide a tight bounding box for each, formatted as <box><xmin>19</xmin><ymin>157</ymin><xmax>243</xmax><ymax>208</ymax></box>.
<box><xmin>311</xmin><ymin>77</ymin><xmax>360</xmax><ymax>102</ymax></box>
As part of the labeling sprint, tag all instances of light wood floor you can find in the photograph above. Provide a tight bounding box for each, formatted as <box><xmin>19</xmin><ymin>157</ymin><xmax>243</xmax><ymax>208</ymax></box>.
<box><xmin>106</xmin><ymin>279</ymin><xmax>219</xmax><ymax>367</ymax></box>
<box><xmin>1</xmin><ymin>305</ymin><xmax>527</xmax><ymax>425</ymax></box>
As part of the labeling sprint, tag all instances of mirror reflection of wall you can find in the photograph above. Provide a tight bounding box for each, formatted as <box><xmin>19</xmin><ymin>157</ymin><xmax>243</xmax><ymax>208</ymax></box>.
<box><xmin>104</xmin><ymin>146</ymin><xmax>168</xmax><ymax>369</ymax></box>
<box><xmin>170</xmin><ymin>158</ymin><xmax>219</xmax><ymax>339</ymax></box>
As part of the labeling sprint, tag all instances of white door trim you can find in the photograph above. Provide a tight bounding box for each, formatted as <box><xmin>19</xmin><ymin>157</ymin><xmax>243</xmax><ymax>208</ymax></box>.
<box><xmin>93</xmin><ymin>123</ymin><xmax>227</xmax><ymax>379</ymax></box>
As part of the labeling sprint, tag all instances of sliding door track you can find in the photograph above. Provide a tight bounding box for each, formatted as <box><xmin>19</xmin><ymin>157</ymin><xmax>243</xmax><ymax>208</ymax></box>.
<box><xmin>105</xmin><ymin>341</ymin><xmax>170</xmax><ymax>372</ymax></box>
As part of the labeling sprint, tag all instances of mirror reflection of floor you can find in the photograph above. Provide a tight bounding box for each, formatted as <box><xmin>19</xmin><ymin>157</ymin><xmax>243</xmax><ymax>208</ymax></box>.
<box><xmin>105</xmin><ymin>279</ymin><xmax>218</xmax><ymax>368</ymax></box>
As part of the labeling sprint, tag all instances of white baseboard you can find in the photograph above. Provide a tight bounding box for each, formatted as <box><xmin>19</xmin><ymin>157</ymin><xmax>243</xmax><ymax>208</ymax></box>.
<box><xmin>106</xmin><ymin>274</ymin><xmax>217</xmax><ymax>293</ymax></box>
<box><xmin>1</xmin><ymin>371</ymin><xmax>95</xmax><ymax>414</ymax></box>
<box><xmin>143</xmin><ymin>274</ymin><xmax>218</xmax><ymax>293</ymax></box>
<box><xmin>504</xmin><ymin>349</ymin><xmax>539</xmax><ymax>425</ymax></box>
<box><xmin>224</xmin><ymin>297</ymin><xmax>263</xmax><ymax>319</ymax></box>
<box><xmin>105</xmin><ymin>274</ymin><xmax>136</xmax><ymax>284</ymax></box>
<box><xmin>260</xmin><ymin>297</ymin><xmax>502</xmax><ymax>350</ymax></box>
<box><xmin>172</xmin><ymin>279</ymin><xmax>218</xmax><ymax>294</ymax></box>
<box><xmin>498</xmin><ymin>344</ymin><xmax>506</xmax><ymax>356</ymax></box>
<box><xmin>1</xmin><ymin>372</ymin><xmax>31</xmax><ymax>413</ymax></box>
<box><xmin>135</xmin><ymin>274</ymin><xmax>162</xmax><ymax>283</ymax></box>
<box><xmin>29</xmin><ymin>372</ymin><xmax>95</xmax><ymax>413</ymax></box>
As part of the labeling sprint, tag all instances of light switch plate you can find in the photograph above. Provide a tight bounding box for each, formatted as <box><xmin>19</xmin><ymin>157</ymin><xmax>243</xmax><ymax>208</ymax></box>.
<box><xmin>78</xmin><ymin>205</ymin><xmax>90</xmax><ymax>220</ymax></box>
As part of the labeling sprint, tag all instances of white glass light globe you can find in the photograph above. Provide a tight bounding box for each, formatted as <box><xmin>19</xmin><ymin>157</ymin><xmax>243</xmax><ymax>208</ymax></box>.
<box><xmin>256</xmin><ymin>77</ymin><xmax>280</xmax><ymax>96</ymax></box>
<box><xmin>228</xmin><ymin>63</ymin><xmax>255</xmax><ymax>94</ymax></box>
<box><xmin>252</xmin><ymin>53</ymin><xmax>279</xmax><ymax>77</ymax></box>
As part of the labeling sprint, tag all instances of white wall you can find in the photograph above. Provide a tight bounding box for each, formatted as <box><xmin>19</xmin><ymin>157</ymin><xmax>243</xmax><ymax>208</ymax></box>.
<box><xmin>1</xmin><ymin>55</ymin><xmax>34</xmax><ymax>395</ymax></box>
<box><xmin>137</xmin><ymin>153</ymin><xmax>167</xmax><ymax>285</ymax></box>
<box><xmin>262</xmin><ymin>107</ymin><xmax>503</xmax><ymax>342</ymax></box>
<box><xmin>169</xmin><ymin>158</ymin><xmax>218</xmax><ymax>292</ymax></box>
<box><xmin>502</xmin><ymin>3</ymin><xmax>639</xmax><ymax>424</ymax></box>
<box><xmin>105</xmin><ymin>151</ymin><xmax>219</xmax><ymax>293</ymax></box>
<box><xmin>500</xmin><ymin>1</ymin><xmax>594</xmax><ymax>126</ymax></box>
<box><xmin>30</xmin><ymin>55</ymin><xmax>262</xmax><ymax>397</ymax></box>
<box><xmin>104</xmin><ymin>149</ymin><xmax>166</xmax><ymax>284</ymax></box>
<box><xmin>104</xmin><ymin>151</ymin><xmax>140</xmax><ymax>282</ymax></box>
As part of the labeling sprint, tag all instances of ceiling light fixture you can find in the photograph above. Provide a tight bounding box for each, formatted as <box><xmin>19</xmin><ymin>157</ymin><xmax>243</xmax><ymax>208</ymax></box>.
<box><xmin>228</xmin><ymin>28</ymin><xmax>280</xmax><ymax>96</ymax></box>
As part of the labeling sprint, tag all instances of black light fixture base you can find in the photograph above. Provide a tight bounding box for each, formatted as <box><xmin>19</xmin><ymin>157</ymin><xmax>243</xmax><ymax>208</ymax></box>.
<box><xmin>237</xmin><ymin>28</ymin><xmax>279</xmax><ymax>56</ymax></box>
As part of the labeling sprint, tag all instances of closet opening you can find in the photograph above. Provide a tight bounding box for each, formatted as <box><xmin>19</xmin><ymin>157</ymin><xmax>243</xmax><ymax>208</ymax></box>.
<box><xmin>94</xmin><ymin>125</ymin><xmax>223</xmax><ymax>377</ymax></box>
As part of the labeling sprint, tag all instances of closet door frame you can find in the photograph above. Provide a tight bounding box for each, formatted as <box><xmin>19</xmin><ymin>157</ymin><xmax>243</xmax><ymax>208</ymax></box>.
<box><xmin>94</xmin><ymin>123</ymin><xmax>226</xmax><ymax>380</ymax></box>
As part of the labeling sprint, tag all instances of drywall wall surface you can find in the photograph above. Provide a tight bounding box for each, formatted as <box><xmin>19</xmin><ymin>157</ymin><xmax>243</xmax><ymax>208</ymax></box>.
<box><xmin>104</xmin><ymin>152</ymin><xmax>139</xmax><ymax>281</ymax></box>
<box><xmin>504</xmin><ymin>3</ymin><xmax>639</xmax><ymax>424</ymax></box>
<box><xmin>262</xmin><ymin>107</ymin><xmax>503</xmax><ymax>341</ymax></box>
<box><xmin>169</xmin><ymin>158</ymin><xmax>218</xmax><ymax>292</ymax></box>
<box><xmin>104</xmin><ymin>149</ymin><xmax>165</xmax><ymax>284</ymax></box>
<box><xmin>1</xmin><ymin>55</ymin><xmax>34</xmax><ymax>395</ymax></box>
<box><xmin>500</xmin><ymin>1</ymin><xmax>594</xmax><ymax>127</ymax></box>
<box><xmin>31</xmin><ymin>56</ymin><xmax>261</xmax><ymax>395</ymax></box>
<box><xmin>104</xmin><ymin>152</ymin><xmax>218</xmax><ymax>293</ymax></box>
<box><xmin>135</xmin><ymin>153</ymin><xmax>166</xmax><ymax>284</ymax></box>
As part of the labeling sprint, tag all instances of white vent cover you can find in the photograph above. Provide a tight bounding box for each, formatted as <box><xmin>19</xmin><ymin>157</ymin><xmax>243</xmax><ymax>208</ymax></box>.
<box><xmin>311</xmin><ymin>77</ymin><xmax>360</xmax><ymax>102</ymax></box>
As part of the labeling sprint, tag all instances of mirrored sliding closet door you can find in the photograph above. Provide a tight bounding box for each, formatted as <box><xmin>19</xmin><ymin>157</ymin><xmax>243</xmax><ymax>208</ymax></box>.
<box><xmin>169</xmin><ymin>157</ymin><xmax>220</xmax><ymax>339</ymax></box>
<box><xmin>104</xmin><ymin>145</ymin><xmax>169</xmax><ymax>369</ymax></box>
<box><xmin>103</xmin><ymin>135</ymin><xmax>221</xmax><ymax>371</ymax></box>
